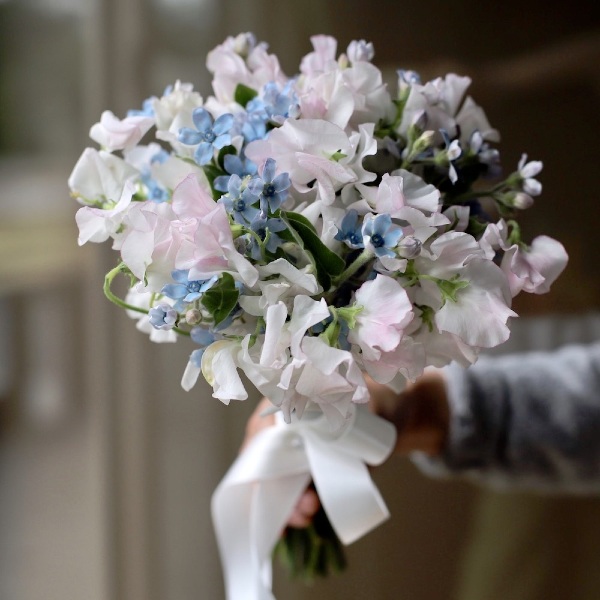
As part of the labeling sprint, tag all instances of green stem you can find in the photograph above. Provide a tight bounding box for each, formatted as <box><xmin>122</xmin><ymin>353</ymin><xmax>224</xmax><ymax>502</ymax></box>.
<box><xmin>332</xmin><ymin>249</ymin><xmax>374</xmax><ymax>287</ymax></box>
<box><xmin>103</xmin><ymin>263</ymin><xmax>190</xmax><ymax>337</ymax></box>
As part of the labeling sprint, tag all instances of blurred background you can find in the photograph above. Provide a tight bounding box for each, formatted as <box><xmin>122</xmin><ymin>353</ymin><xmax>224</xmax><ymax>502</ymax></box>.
<box><xmin>0</xmin><ymin>0</ymin><xmax>599</xmax><ymax>598</ymax></box>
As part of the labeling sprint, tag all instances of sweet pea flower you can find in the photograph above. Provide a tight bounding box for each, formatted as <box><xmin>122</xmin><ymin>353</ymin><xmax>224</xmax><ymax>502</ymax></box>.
<box><xmin>69</xmin><ymin>148</ymin><xmax>138</xmax><ymax>206</ymax></box>
<box><xmin>348</xmin><ymin>274</ymin><xmax>414</xmax><ymax>361</ymax></box>
<box><xmin>245</xmin><ymin>118</ymin><xmax>356</xmax><ymax>205</ymax></box>
<box><xmin>501</xmin><ymin>236</ymin><xmax>568</xmax><ymax>296</ymax></box>
<box><xmin>346</xmin><ymin>40</ymin><xmax>374</xmax><ymax>64</ymax></box>
<box><xmin>75</xmin><ymin>181</ymin><xmax>136</xmax><ymax>245</ymax></box>
<box><xmin>89</xmin><ymin>110</ymin><xmax>155</xmax><ymax>152</ymax></box>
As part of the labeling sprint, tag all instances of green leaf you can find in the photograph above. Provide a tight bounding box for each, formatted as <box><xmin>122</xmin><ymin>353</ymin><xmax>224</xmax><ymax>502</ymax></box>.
<box><xmin>201</xmin><ymin>273</ymin><xmax>239</xmax><ymax>325</ymax></box>
<box><xmin>281</xmin><ymin>212</ymin><xmax>345</xmax><ymax>291</ymax></box>
<box><xmin>234</xmin><ymin>83</ymin><xmax>258</xmax><ymax>107</ymax></box>
<box><xmin>284</xmin><ymin>211</ymin><xmax>317</xmax><ymax>233</ymax></box>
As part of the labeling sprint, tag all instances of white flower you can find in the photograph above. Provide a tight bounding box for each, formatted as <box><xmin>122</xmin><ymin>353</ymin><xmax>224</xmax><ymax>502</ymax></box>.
<box><xmin>69</xmin><ymin>148</ymin><xmax>137</xmax><ymax>205</ymax></box>
<box><xmin>75</xmin><ymin>181</ymin><xmax>135</xmax><ymax>245</ymax></box>
<box><xmin>518</xmin><ymin>154</ymin><xmax>543</xmax><ymax>196</ymax></box>
<box><xmin>201</xmin><ymin>339</ymin><xmax>247</xmax><ymax>403</ymax></box>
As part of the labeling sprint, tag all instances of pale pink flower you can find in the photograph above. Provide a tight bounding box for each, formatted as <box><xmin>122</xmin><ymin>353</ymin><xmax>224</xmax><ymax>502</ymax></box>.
<box><xmin>299</xmin><ymin>35</ymin><xmax>338</xmax><ymax>76</ymax></box>
<box><xmin>348</xmin><ymin>274</ymin><xmax>413</xmax><ymax>361</ymax></box>
<box><xmin>501</xmin><ymin>235</ymin><xmax>568</xmax><ymax>296</ymax></box>
<box><xmin>89</xmin><ymin>110</ymin><xmax>155</xmax><ymax>152</ymax></box>
<box><xmin>245</xmin><ymin>119</ymin><xmax>355</xmax><ymax>204</ymax></box>
<box><xmin>176</xmin><ymin>202</ymin><xmax>258</xmax><ymax>287</ymax></box>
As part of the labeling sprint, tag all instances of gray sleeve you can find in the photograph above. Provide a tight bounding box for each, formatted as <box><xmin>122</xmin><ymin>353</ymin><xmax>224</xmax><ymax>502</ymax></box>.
<box><xmin>412</xmin><ymin>342</ymin><xmax>600</xmax><ymax>493</ymax></box>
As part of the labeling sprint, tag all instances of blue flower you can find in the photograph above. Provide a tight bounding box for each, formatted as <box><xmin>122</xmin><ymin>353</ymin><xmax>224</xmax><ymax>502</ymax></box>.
<box><xmin>161</xmin><ymin>270</ymin><xmax>218</xmax><ymax>308</ymax></box>
<box><xmin>334</xmin><ymin>209</ymin><xmax>364</xmax><ymax>249</ymax></box>
<box><xmin>247</xmin><ymin>158</ymin><xmax>291</xmax><ymax>214</ymax></box>
<box><xmin>362</xmin><ymin>214</ymin><xmax>403</xmax><ymax>258</ymax></box>
<box><xmin>148</xmin><ymin>303</ymin><xmax>178</xmax><ymax>330</ymax></box>
<box><xmin>127</xmin><ymin>96</ymin><xmax>155</xmax><ymax>118</ymax></box>
<box><xmin>188</xmin><ymin>326</ymin><xmax>217</xmax><ymax>367</ymax></box>
<box><xmin>249</xmin><ymin>213</ymin><xmax>287</xmax><ymax>260</ymax></box>
<box><xmin>241</xmin><ymin>98</ymin><xmax>269</xmax><ymax>142</ymax></box>
<box><xmin>178</xmin><ymin>108</ymin><xmax>234</xmax><ymax>166</ymax></box>
<box><xmin>214</xmin><ymin>153</ymin><xmax>258</xmax><ymax>193</ymax></box>
<box><xmin>218</xmin><ymin>174</ymin><xmax>260</xmax><ymax>224</ymax></box>
<box><xmin>262</xmin><ymin>81</ymin><xmax>300</xmax><ymax>122</ymax></box>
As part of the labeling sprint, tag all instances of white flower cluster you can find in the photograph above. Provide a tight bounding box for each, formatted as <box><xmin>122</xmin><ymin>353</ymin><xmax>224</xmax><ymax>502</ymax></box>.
<box><xmin>69</xmin><ymin>33</ymin><xmax>568</xmax><ymax>427</ymax></box>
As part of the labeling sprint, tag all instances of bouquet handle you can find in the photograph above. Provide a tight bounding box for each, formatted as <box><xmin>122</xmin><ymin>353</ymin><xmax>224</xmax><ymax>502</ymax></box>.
<box><xmin>211</xmin><ymin>406</ymin><xmax>397</xmax><ymax>600</ymax></box>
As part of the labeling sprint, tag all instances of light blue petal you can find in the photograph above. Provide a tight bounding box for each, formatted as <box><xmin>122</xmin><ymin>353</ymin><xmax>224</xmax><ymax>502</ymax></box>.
<box><xmin>224</xmin><ymin>153</ymin><xmax>243</xmax><ymax>175</ymax></box>
<box><xmin>273</xmin><ymin>172</ymin><xmax>290</xmax><ymax>192</ymax></box>
<box><xmin>384</xmin><ymin>227</ymin><xmax>404</xmax><ymax>247</ymax></box>
<box><xmin>178</xmin><ymin>128</ymin><xmax>202</xmax><ymax>145</ymax></box>
<box><xmin>213</xmin><ymin>134</ymin><xmax>232</xmax><ymax>150</ymax></box>
<box><xmin>192</xmin><ymin>108</ymin><xmax>213</xmax><ymax>133</ymax></box>
<box><xmin>191</xmin><ymin>327</ymin><xmax>215</xmax><ymax>347</ymax></box>
<box><xmin>247</xmin><ymin>178</ymin><xmax>264</xmax><ymax>195</ymax></box>
<box><xmin>171</xmin><ymin>270</ymin><xmax>189</xmax><ymax>283</ymax></box>
<box><xmin>212</xmin><ymin>113</ymin><xmax>234</xmax><ymax>136</ymax></box>
<box><xmin>373</xmin><ymin>214</ymin><xmax>392</xmax><ymax>236</ymax></box>
<box><xmin>262</xmin><ymin>158</ymin><xmax>276</xmax><ymax>182</ymax></box>
<box><xmin>162</xmin><ymin>283</ymin><xmax>188</xmax><ymax>299</ymax></box>
<box><xmin>194</xmin><ymin>142</ymin><xmax>214</xmax><ymax>165</ymax></box>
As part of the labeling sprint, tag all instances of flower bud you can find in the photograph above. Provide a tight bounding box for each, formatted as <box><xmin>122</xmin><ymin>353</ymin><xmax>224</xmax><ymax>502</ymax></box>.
<box><xmin>397</xmin><ymin>236</ymin><xmax>422</xmax><ymax>259</ymax></box>
<box><xmin>512</xmin><ymin>192</ymin><xmax>534</xmax><ymax>210</ymax></box>
<box><xmin>185</xmin><ymin>309</ymin><xmax>203</xmax><ymax>325</ymax></box>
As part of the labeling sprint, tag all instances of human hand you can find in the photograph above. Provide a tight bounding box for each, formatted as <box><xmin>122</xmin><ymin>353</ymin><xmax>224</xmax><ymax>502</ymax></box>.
<box><xmin>242</xmin><ymin>398</ymin><xmax>321</xmax><ymax>527</ymax></box>
<box><xmin>241</xmin><ymin>371</ymin><xmax>450</xmax><ymax>529</ymax></box>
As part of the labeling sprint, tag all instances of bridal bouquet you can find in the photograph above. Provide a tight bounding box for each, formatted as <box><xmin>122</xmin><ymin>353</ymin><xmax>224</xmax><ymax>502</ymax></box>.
<box><xmin>69</xmin><ymin>32</ymin><xmax>567</xmax><ymax>595</ymax></box>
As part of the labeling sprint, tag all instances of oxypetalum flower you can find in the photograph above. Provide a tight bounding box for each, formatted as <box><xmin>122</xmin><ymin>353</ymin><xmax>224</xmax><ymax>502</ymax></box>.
<box><xmin>161</xmin><ymin>270</ymin><xmax>218</xmax><ymax>306</ymax></box>
<box><xmin>178</xmin><ymin>107</ymin><xmax>234</xmax><ymax>165</ymax></box>
<box><xmin>214</xmin><ymin>153</ymin><xmax>258</xmax><ymax>192</ymax></box>
<box><xmin>218</xmin><ymin>174</ymin><xmax>261</xmax><ymax>224</ymax></box>
<box><xmin>362</xmin><ymin>213</ymin><xmax>403</xmax><ymax>258</ymax></box>
<box><xmin>248</xmin><ymin>213</ymin><xmax>287</xmax><ymax>260</ymax></box>
<box><xmin>334</xmin><ymin>209</ymin><xmax>364</xmax><ymax>248</ymax></box>
<box><xmin>262</xmin><ymin>81</ymin><xmax>300</xmax><ymax>123</ymax></box>
<box><xmin>247</xmin><ymin>158</ymin><xmax>291</xmax><ymax>214</ymax></box>
<box><xmin>148</xmin><ymin>303</ymin><xmax>178</xmax><ymax>330</ymax></box>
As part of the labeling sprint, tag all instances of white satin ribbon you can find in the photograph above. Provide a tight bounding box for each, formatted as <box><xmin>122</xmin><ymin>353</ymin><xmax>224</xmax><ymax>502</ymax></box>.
<box><xmin>211</xmin><ymin>405</ymin><xmax>397</xmax><ymax>600</ymax></box>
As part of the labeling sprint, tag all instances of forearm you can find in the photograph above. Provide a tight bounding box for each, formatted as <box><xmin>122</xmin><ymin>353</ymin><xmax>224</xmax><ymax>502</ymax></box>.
<box><xmin>414</xmin><ymin>342</ymin><xmax>600</xmax><ymax>493</ymax></box>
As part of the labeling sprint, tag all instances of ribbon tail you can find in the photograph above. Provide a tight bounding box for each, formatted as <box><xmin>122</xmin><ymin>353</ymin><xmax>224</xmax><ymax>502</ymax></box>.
<box><xmin>212</xmin><ymin>470</ymin><xmax>310</xmax><ymax>600</ymax></box>
<box><xmin>305</xmin><ymin>434</ymin><xmax>391</xmax><ymax>545</ymax></box>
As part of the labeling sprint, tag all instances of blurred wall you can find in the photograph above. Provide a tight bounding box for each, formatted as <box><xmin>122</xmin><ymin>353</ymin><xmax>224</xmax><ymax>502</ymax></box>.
<box><xmin>1</xmin><ymin>1</ymin><xmax>599</xmax><ymax>599</ymax></box>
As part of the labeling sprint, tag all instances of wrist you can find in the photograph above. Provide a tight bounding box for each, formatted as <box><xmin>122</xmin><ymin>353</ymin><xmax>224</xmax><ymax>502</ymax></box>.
<box><xmin>369</xmin><ymin>371</ymin><xmax>449</xmax><ymax>456</ymax></box>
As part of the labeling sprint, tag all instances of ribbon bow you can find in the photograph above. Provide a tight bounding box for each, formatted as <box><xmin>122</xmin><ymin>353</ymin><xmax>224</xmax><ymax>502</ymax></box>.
<box><xmin>211</xmin><ymin>405</ymin><xmax>397</xmax><ymax>600</ymax></box>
